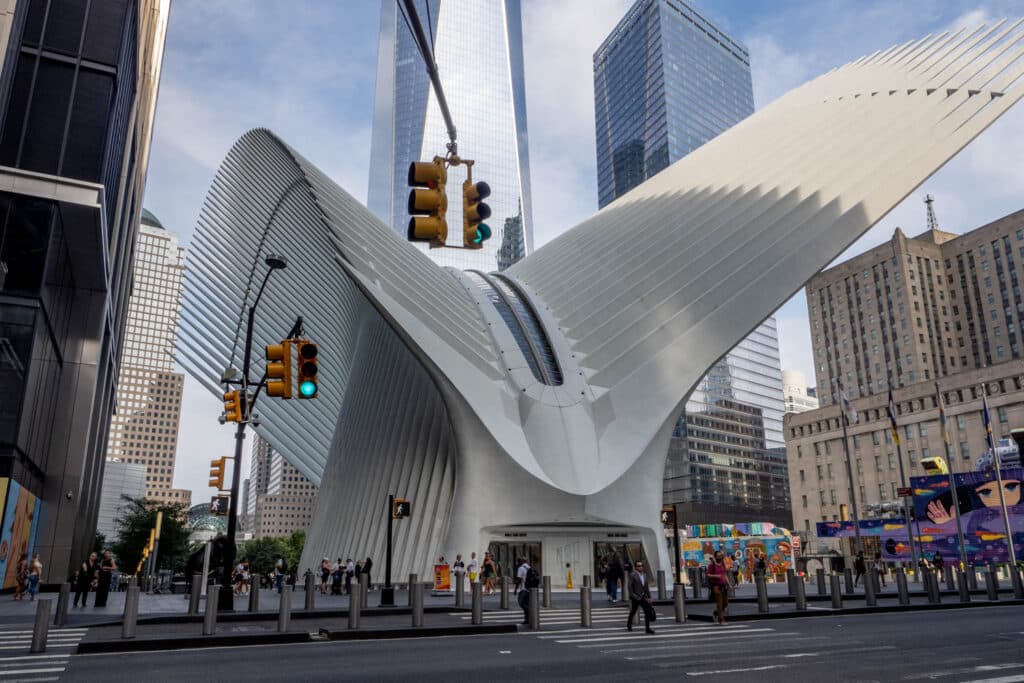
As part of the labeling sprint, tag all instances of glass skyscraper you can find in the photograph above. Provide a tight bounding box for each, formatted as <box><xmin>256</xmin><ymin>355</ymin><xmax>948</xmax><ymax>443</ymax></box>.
<box><xmin>367</xmin><ymin>0</ymin><xmax>533</xmax><ymax>272</ymax></box>
<box><xmin>595</xmin><ymin>0</ymin><xmax>789</xmax><ymax>526</ymax></box>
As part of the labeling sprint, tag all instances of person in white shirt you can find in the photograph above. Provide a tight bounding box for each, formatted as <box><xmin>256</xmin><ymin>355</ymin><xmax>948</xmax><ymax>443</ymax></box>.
<box><xmin>452</xmin><ymin>554</ymin><xmax>466</xmax><ymax>589</ymax></box>
<box><xmin>467</xmin><ymin>552</ymin><xmax>479</xmax><ymax>585</ymax></box>
<box><xmin>516</xmin><ymin>558</ymin><xmax>532</xmax><ymax>624</ymax></box>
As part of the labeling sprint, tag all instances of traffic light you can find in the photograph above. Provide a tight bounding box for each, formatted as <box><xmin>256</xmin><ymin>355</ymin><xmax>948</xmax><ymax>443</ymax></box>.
<box><xmin>296</xmin><ymin>340</ymin><xmax>318</xmax><ymax>399</ymax></box>
<box><xmin>223</xmin><ymin>390</ymin><xmax>243</xmax><ymax>422</ymax></box>
<box><xmin>209</xmin><ymin>457</ymin><xmax>227</xmax><ymax>490</ymax></box>
<box><xmin>407</xmin><ymin>158</ymin><xmax>447</xmax><ymax>245</ymax></box>
<box><xmin>210</xmin><ymin>495</ymin><xmax>229</xmax><ymax>515</ymax></box>
<box><xmin>265</xmin><ymin>340</ymin><xmax>292</xmax><ymax>399</ymax></box>
<box><xmin>393</xmin><ymin>498</ymin><xmax>411</xmax><ymax>519</ymax></box>
<box><xmin>462</xmin><ymin>179</ymin><xmax>492</xmax><ymax>248</ymax></box>
<box><xmin>660</xmin><ymin>506</ymin><xmax>676</xmax><ymax>527</ymax></box>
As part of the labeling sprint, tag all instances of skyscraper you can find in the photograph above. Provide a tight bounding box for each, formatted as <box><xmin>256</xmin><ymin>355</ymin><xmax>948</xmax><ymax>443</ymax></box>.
<box><xmin>367</xmin><ymin>0</ymin><xmax>533</xmax><ymax>272</ymax></box>
<box><xmin>102</xmin><ymin>209</ymin><xmax>190</xmax><ymax>507</ymax></box>
<box><xmin>0</xmin><ymin>0</ymin><xmax>169</xmax><ymax>581</ymax></box>
<box><xmin>244</xmin><ymin>435</ymin><xmax>317</xmax><ymax>540</ymax></box>
<box><xmin>595</xmin><ymin>0</ymin><xmax>788</xmax><ymax>526</ymax></box>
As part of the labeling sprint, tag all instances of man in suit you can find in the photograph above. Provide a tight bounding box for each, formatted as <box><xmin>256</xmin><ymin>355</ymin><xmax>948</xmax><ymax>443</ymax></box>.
<box><xmin>626</xmin><ymin>560</ymin><xmax>655</xmax><ymax>634</ymax></box>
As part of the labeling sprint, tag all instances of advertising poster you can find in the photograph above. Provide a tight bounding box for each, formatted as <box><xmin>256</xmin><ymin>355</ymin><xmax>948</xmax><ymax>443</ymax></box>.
<box><xmin>0</xmin><ymin>481</ymin><xmax>38</xmax><ymax>589</ymax></box>
<box><xmin>433</xmin><ymin>563</ymin><xmax>451</xmax><ymax>591</ymax></box>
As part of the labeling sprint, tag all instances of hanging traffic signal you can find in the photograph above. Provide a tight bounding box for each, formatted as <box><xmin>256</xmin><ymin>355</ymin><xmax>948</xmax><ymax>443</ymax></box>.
<box><xmin>296</xmin><ymin>340</ymin><xmax>318</xmax><ymax>399</ymax></box>
<box><xmin>407</xmin><ymin>157</ymin><xmax>447</xmax><ymax>245</ymax></box>
<box><xmin>462</xmin><ymin>179</ymin><xmax>492</xmax><ymax>248</ymax></box>
<box><xmin>265</xmin><ymin>340</ymin><xmax>292</xmax><ymax>399</ymax></box>
<box><xmin>209</xmin><ymin>457</ymin><xmax>227</xmax><ymax>490</ymax></box>
<box><xmin>223</xmin><ymin>390</ymin><xmax>243</xmax><ymax>422</ymax></box>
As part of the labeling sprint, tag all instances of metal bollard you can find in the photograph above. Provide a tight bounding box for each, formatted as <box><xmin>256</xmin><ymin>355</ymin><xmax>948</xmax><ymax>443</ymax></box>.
<box><xmin>203</xmin><ymin>586</ymin><xmax>219</xmax><ymax>636</ymax></box>
<box><xmin>121</xmin><ymin>585</ymin><xmax>139</xmax><ymax>639</ymax></box>
<box><xmin>830</xmin><ymin>573</ymin><xmax>843</xmax><ymax>609</ymax></box>
<box><xmin>580</xmin><ymin>586</ymin><xmax>591</xmax><ymax>627</ymax></box>
<box><xmin>583</xmin><ymin>575</ymin><xmax>592</xmax><ymax>588</ymax></box>
<box><xmin>986</xmin><ymin>566</ymin><xmax>1000</xmax><ymax>601</ymax></box>
<box><xmin>528</xmin><ymin>588</ymin><xmax>540</xmax><ymax>630</ymax></box>
<box><xmin>408</xmin><ymin>574</ymin><xmax>418</xmax><ymax>607</ymax></box>
<box><xmin>673</xmin><ymin>583</ymin><xmax>686</xmax><ymax>623</ymax></box>
<box><xmin>472</xmin><ymin>582</ymin><xmax>483</xmax><ymax>625</ymax></box>
<box><xmin>755</xmin><ymin>575</ymin><xmax>769</xmax><ymax>613</ymax></box>
<box><xmin>248</xmin><ymin>582</ymin><xmax>259</xmax><ymax>612</ymax></box>
<box><xmin>690</xmin><ymin>569</ymin><xmax>702</xmax><ymax>600</ymax></box>
<box><xmin>304</xmin><ymin>572</ymin><xmax>315</xmax><ymax>610</ymax></box>
<box><xmin>843</xmin><ymin>568</ymin><xmax>854</xmax><ymax>594</ymax></box>
<box><xmin>896</xmin><ymin>568</ymin><xmax>910</xmax><ymax>606</ymax></box>
<box><xmin>360</xmin><ymin>574</ymin><xmax>369</xmax><ymax>610</ymax></box>
<box><xmin>30</xmin><ymin>599</ymin><xmax>51</xmax><ymax>653</ymax></box>
<box><xmin>927</xmin><ymin>572</ymin><xmax>941</xmax><ymax>603</ymax></box>
<box><xmin>189</xmin><ymin>575</ymin><xmax>203</xmax><ymax>615</ymax></box>
<box><xmin>863</xmin><ymin>567</ymin><xmax>876</xmax><ymax>607</ymax></box>
<box><xmin>944</xmin><ymin>565</ymin><xmax>955</xmax><ymax>591</ymax></box>
<box><xmin>1012</xmin><ymin>566</ymin><xmax>1024</xmax><ymax>599</ymax></box>
<box><xmin>54</xmin><ymin>583</ymin><xmax>70</xmax><ymax>627</ymax></box>
<box><xmin>957</xmin><ymin>569</ymin><xmax>971</xmax><ymax>603</ymax></box>
<box><xmin>455</xmin><ymin>572</ymin><xmax>465</xmax><ymax>608</ymax></box>
<box><xmin>794</xmin><ymin>574</ymin><xmax>807</xmax><ymax>611</ymax></box>
<box><xmin>542</xmin><ymin>575</ymin><xmax>552</xmax><ymax>609</ymax></box>
<box><xmin>786</xmin><ymin>569</ymin><xmax>796</xmax><ymax>596</ymax></box>
<box><xmin>348</xmin><ymin>584</ymin><xmax>361</xmax><ymax>629</ymax></box>
<box><xmin>816</xmin><ymin>568</ymin><xmax>826</xmax><ymax>595</ymax></box>
<box><xmin>871</xmin><ymin>568</ymin><xmax>882</xmax><ymax>594</ymax></box>
<box><xmin>412</xmin><ymin>580</ymin><xmax>424</xmax><ymax>627</ymax></box>
<box><xmin>656</xmin><ymin>570</ymin><xmax>666</xmax><ymax>601</ymax></box>
<box><xmin>967</xmin><ymin>567</ymin><xmax>978</xmax><ymax>591</ymax></box>
<box><xmin>500</xmin><ymin>575</ymin><xmax>509</xmax><ymax>610</ymax></box>
<box><xmin>278</xmin><ymin>584</ymin><xmax>291</xmax><ymax>632</ymax></box>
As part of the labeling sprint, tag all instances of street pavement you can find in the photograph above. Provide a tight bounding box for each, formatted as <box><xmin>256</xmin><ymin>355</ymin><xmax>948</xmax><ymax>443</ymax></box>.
<box><xmin>50</xmin><ymin>603</ymin><xmax>1024</xmax><ymax>682</ymax></box>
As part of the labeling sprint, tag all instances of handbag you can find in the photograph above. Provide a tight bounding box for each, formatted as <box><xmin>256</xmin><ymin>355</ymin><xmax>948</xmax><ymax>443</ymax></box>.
<box><xmin>643</xmin><ymin>599</ymin><xmax>656</xmax><ymax>622</ymax></box>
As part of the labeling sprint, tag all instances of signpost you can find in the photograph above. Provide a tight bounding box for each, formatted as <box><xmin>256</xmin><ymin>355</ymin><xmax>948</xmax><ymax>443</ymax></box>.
<box><xmin>381</xmin><ymin>495</ymin><xmax>410</xmax><ymax>607</ymax></box>
<box><xmin>662</xmin><ymin>505</ymin><xmax>682</xmax><ymax>583</ymax></box>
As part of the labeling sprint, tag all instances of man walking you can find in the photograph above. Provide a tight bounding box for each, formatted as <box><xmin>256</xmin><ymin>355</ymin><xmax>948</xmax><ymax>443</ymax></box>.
<box><xmin>854</xmin><ymin>551</ymin><xmax>866</xmax><ymax>587</ymax></box>
<box><xmin>516</xmin><ymin>557</ymin><xmax>539</xmax><ymax>626</ymax></box>
<box><xmin>626</xmin><ymin>560</ymin><xmax>655</xmax><ymax>634</ymax></box>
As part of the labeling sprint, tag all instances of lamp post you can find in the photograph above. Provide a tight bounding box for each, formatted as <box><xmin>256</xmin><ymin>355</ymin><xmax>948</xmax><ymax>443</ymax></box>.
<box><xmin>218</xmin><ymin>255</ymin><xmax>287</xmax><ymax>611</ymax></box>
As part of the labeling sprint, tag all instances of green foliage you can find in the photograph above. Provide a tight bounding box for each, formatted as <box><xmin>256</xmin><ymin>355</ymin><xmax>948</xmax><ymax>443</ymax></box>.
<box><xmin>237</xmin><ymin>530</ymin><xmax>306</xmax><ymax>576</ymax></box>
<box><xmin>111</xmin><ymin>497</ymin><xmax>191</xmax><ymax>574</ymax></box>
<box><xmin>92</xmin><ymin>532</ymin><xmax>106</xmax><ymax>555</ymax></box>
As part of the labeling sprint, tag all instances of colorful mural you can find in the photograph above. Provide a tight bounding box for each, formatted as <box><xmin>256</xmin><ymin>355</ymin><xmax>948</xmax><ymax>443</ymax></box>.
<box><xmin>681</xmin><ymin>533</ymin><xmax>794</xmax><ymax>578</ymax></box>
<box><xmin>0</xmin><ymin>479</ymin><xmax>41</xmax><ymax>589</ymax></box>
<box><xmin>814</xmin><ymin>467</ymin><xmax>1024</xmax><ymax>565</ymax></box>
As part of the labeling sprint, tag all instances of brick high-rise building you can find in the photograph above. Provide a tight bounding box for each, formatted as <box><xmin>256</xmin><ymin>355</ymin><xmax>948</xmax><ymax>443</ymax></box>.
<box><xmin>244</xmin><ymin>435</ymin><xmax>316</xmax><ymax>539</ymax></box>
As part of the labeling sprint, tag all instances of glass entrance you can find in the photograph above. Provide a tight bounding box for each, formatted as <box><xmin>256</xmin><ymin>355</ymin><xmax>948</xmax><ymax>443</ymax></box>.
<box><xmin>488</xmin><ymin>541</ymin><xmax>541</xmax><ymax>580</ymax></box>
<box><xmin>593</xmin><ymin>541</ymin><xmax>649</xmax><ymax>586</ymax></box>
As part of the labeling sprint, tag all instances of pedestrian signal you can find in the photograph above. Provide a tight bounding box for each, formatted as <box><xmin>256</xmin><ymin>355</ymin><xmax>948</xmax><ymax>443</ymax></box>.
<box><xmin>392</xmin><ymin>498</ymin><xmax>411</xmax><ymax>519</ymax></box>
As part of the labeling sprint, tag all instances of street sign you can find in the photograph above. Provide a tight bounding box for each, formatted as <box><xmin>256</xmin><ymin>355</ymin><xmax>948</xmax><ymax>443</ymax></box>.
<box><xmin>897</xmin><ymin>487</ymin><xmax>913</xmax><ymax>497</ymax></box>
<box><xmin>660</xmin><ymin>506</ymin><xmax>676</xmax><ymax>526</ymax></box>
<box><xmin>210</xmin><ymin>495</ymin><xmax>229</xmax><ymax>515</ymax></box>
<box><xmin>393</xmin><ymin>498</ymin><xmax>411</xmax><ymax>519</ymax></box>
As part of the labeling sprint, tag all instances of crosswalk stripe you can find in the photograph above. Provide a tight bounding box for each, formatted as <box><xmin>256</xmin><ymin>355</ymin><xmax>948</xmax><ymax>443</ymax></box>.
<box><xmin>0</xmin><ymin>644</ymin><xmax>76</xmax><ymax>651</ymax></box>
<box><xmin>555</xmin><ymin>626</ymin><xmax>777</xmax><ymax>645</ymax></box>
<box><xmin>0</xmin><ymin>631</ymin><xmax>86</xmax><ymax>636</ymax></box>
<box><xmin>535</xmin><ymin>624</ymin><xmax>749</xmax><ymax>639</ymax></box>
<box><xmin>0</xmin><ymin>656</ymin><xmax>69</xmax><ymax>663</ymax></box>
<box><xmin>685</xmin><ymin>664</ymin><xmax>787</xmax><ymax>676</ymax></box>
<box><xmin>957</xmin><ymin>676</ymin><xmax>1024</xmax><ymax>683</ymax></box>
<box><xmin>600</xmin><ymin>634</ymin><xmax>825</xmax><ymax>655</ymax></box>
<box><xmin>0</xmin><ymin>667</ymin><xmax>67</xmax><ymax>677</ymax></box>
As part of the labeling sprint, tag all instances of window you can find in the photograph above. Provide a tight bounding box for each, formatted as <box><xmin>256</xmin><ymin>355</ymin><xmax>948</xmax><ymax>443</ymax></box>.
<box><xmin>908</xmin><ymin>449</ymin><xmax>917</xmax><ymax>464</ymax></box>
<box><xmin>888</xmin><ymin>453</ymin><xmax>897</xmax><ymax>469</ymax></box>
<box><xmin>872</xmin><ymin>431</ymin><xmax>880</xmax><ymax>446</ymax></box>
<box><xmin>891</xmin><ymin>482</ymin><xmax>899</xmax><ymax>498</ymax></box>
<box><xmin>905</xmin><ymin>425</ymin><xmax>914</xmax><ymax>441</ymax></box>
<box><xmin>799</xmin><ymin>470</ymin><xmax>806</xmax><ymax>482</ymax></box>
<box><xmin>853</xmin><ymin>434</ymin><xmax>860</xmax><ymax>449</ymax></box>
<box><xmin>960</xmin><ymin>442</ymin><xmax>970</xmax><ymax>460</ymax></box>
<box><xmin>874</xmin><ymin>455</ymin><xmax>882</xmax><ymax>471</ymax></box>
<box><xmin>802</xmin><ymin>495</ymin><xmax>808</xmax><ymax>509</ymax></box>
<box><xmin>817</xmin><ymin>465</ymin><xmax>823</xmax><ymax>480</ymax></box>
<box><xmin>830</xmin><ymin>490</ymin><xmax>837</xmax><ymax>505</ymax></box>
<box><xmin>919</xmin><ymin>423</ymin><xmax>927</xmax><ymax>437</ymax></box>
<box><xmin>827</xmin><ymin>464</ymin><xmax>834</xmax><ymax>479</ymax></box>
<box><xmin>999</xmin><ymin>407</ymin><xmax>1008</xmax><ymax>423</ymax></box>
<box><xmin>957</xmin><ymin>415</ymin><xmax>966</xmax><ymax>430</ymax></box>
<box><xmin>922</xmin><ymin>447</ymin><xmax>931</xmax><ymax>459</ymax></box>
<box><xmin>856</xmin><ymin>458</ymin><xmax>863</xmax><ymax>474</ymax></box>
<box><xmin>879</xmin><ymin>483</ymin><xmax>888</xmax><ymax>500</ymax></box>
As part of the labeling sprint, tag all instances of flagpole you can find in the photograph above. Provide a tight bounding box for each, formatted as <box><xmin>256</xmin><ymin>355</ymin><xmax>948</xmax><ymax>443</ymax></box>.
<box><xmin>837</xmin><ymin>380</ymin><xmax>863</xmax><ymax>555</ymax></box>
<box><xmin>888</xmin><ymin>380</ymin><xmax>920</xmax><ymax>582</ymax></box>
<box><xmin>981</xmin><ymin>383</ymin><xmax>1017</xmax><ymax>567</ymax></box>
<box><xmin>936</xmin><ymin>381</ymin><xmax>967</xmax><ymax>570</ymax></box>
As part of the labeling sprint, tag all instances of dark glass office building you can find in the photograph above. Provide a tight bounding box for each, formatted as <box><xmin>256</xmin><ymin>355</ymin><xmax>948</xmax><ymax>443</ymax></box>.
<box><xmin>594</xmin><ymin>0</ymin><xmax>790</xmax><ymax>527</ymax></box>
<box><xmin>0</xmin><ymin>0</ymin><xmax>167</xmax><ymax>582</ymax></box>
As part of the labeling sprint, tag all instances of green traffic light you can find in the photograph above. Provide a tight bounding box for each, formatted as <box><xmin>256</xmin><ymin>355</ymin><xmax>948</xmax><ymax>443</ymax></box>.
<box><xmin>300</xmin><ymin>380</ymin><xmax>317</xmax><ymax>397</ymax></box>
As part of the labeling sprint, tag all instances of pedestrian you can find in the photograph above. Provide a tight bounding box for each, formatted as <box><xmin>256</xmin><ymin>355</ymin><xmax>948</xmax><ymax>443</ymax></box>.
<box><xmin>363</xmin><ymin>557</ymin><xmax>373</xmax><ymax>590</ymax></box>
<box><xmin>874</xmin><ymin>552</ymin><xmax>887</xmax><ymax>588</ymax></box>
<box><xmin>732</xmin><ymin>551</ymin><xmax>743</xmax><ymax>585</ymax></box>
<box><xmin>482</xmin><ymin>552</ymin><xmax>497</xmax><ymax>595</ymax></box>
<box><xmin>320</xmin><ymin>558</ymin><xmax>331</xmax><ymax>594</ymax></box>
<box><xmin>101</xmin><ymin>550</ymin><xmax>118</xmax><ymax>593</ymax></box>
<box><xmin>332</xmin><ymin>558</ymin><xmax>343</xmax><ymax>595</ymax></box>
<box><xmin>28</xmin><ymin>553</ymin><xmax>42</xmax><ymax>601</ymax></box>
<box><xmin>932</xmin><ymin>552</ymin><xmax>945</xmax><ymax>577</ymax></box>
<box><xmin>516</xmin><ymin>557</ymin><xmax>540</xmax><ymax>625</ymax></box>
<box><xmin>467</xmin><ymin>552</ymin><xmax>479</xmax><ymax>585</ymax></box>
<box><xmin>854</xmin><ymin>551</ymin><xmax>866</xmax><ymax>586</ymax></box>
<box><xmin>707</xmin><ymin>551</ymin><xmax>730</xmax><ymax>625</ymax></box>
<box><xmin>607</xmin><ymin>553</ymin><xmax>624</xmax><ymax>603</ymax></box>
<box><xmin>344</xmin><ymin>558</ymin><xmax>355</xmax><ymax>595</ymax></box>
<box><xmin>12</xmin><ymin>553</ymin><xmax>27</xmax><ymax>600</ymax></box>
<box><xmin>626</xmin><ymin>560</ymin><xmax>655</xmax><ymax>634</ymax></box>
<box><xmin>274</xmin><ymin>555</ymin><xmax>288</xmax><ymax>594</ymax></box>
<box><xmin>753</xmin><ymin>550</ymin><xmax>767</xmax><ymax>580</ymax></box>
<box><xmin>452</xmin><ymin>554</ymin><xmax>466</xmax><ymax>590</ymax></box>
<box><xmin>598</xmin><ymin>558</ymin><xmax>609</xmax><ymax>600</ymax></box>
<box><xmin>73</xmin><ymin>552</ymin><xmax>99</xmax><ymax>607</ymax></box>
<box><xmin>234</xmin><ymin>557</ymin><xmax>247</xmax><ymax>595</ymax></box>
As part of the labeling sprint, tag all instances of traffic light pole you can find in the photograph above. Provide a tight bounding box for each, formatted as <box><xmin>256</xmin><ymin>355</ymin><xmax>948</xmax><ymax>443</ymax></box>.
<box><xmin>381</xmin><ymin>494</ymin><xmax>395</xmax><ymax>607</ymax></box>
<box><xmin>672</xmin><ymin>503</ymin><xmax>681</xmax><ymax>584</ymax></box>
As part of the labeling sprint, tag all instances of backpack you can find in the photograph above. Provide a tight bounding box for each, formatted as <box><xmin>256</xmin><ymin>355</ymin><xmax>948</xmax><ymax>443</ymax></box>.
<box><xmin>525</xmin><ymin>566</ymin><xmax>540</xmax><ymax>589</ymax></box>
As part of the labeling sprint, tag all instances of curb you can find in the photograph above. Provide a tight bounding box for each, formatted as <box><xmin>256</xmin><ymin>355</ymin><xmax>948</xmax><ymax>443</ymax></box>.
<box><xmin>317</xmin><ymin>623</ymin><xmax>518</xmax><ymax>641</ymax></box>
<box><xmin>683</xmin><ymin>597</ymin><xmax>1024</xmax><ymax>622</ymax></box>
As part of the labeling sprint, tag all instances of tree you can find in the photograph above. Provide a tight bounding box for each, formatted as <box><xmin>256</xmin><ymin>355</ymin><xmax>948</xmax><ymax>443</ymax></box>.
<box><xmin>237</xmin><ymin>530</ymin><xmax>306</xmax><ymax>577</ymax></box>
<box><xmin>111</xmin><ymin>497</ymin><xmax>191</xmax><ymax>574</ymax></box>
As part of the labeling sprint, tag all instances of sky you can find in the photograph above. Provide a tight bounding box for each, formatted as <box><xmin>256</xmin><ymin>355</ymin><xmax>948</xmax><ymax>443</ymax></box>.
<box><xmin>142</xmin><ymin>0</ymin><xmax>1024</xmax><ymax>501</ymax></box>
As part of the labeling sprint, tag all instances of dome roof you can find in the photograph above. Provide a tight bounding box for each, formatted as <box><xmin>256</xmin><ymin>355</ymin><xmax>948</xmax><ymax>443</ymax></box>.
<box><xmin>140</xmin><ymin>208</ymin><xmax>164</xmax><ymax>229</ymax></box>
<box><xmin>188</xmin><ymin>503</ymin><xmax>227</xmax><ymax>532</ymax></box>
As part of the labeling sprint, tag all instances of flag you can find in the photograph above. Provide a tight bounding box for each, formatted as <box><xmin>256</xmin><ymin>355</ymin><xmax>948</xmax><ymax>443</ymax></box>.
<box><xmin>839</xmin><ymin>387</ymin><xmax>858</xmax><ymax>425</ymax></box>
<box><xmin>887</xmin><ymin>388</ymin><xmax>900</xmax><ymax>445</ymax></box>
<box><xmin>936</xmin><ymin>383</ymin><xmax>950</xmax><ymax>445</ymax></box>
<box><xmin>982</xmin><ymin>391</ymin><xmax>995</xmax><ymax>446</ymax></box>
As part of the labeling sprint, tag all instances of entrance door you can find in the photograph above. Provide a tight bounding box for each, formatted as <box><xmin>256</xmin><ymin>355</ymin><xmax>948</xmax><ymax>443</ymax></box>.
<box><xmin>488</xmin><ymin>542</ymin><xmax>541</xmax><ymax>580</ymax></box>
<box><xmin>593</xmin><ymin>541</ymin><xmax>650</xmax><ymax>586</ymax></box>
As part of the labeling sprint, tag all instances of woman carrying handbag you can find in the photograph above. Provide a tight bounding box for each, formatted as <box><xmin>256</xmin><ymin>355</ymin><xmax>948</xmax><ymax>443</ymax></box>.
<box><xmin>707</xmin><ymin>550</ymin><xmax>730</xmax><ymax>625</ymax></box>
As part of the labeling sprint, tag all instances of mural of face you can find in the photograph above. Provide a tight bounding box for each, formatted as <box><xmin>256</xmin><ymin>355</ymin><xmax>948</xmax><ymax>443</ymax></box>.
<box><xmin>975</xmin><ymin>479</ymin><xmax>1021</xmax><ymax>508</ymax></box>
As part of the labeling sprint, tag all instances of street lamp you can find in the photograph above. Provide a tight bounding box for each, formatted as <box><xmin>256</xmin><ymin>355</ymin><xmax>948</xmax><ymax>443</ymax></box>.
<box><xmin>218</xmin><ymin>254</ymin><xmax>287</xmax><ymax>611</ymax></box>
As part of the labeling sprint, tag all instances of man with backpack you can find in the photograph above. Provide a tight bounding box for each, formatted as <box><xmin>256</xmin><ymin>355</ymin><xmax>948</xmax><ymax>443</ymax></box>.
<box><xmin>516</xmin><ymin>557</ymin><xmax>540</xmax><ymax>626</ymax></box>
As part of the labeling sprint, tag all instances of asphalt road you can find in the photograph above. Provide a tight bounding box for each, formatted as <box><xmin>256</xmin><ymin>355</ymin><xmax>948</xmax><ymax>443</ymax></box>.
<box><xmin>48</xmin><ymin>605</ymin><xmax>1024</xmax><ymax>682</ymax></box>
